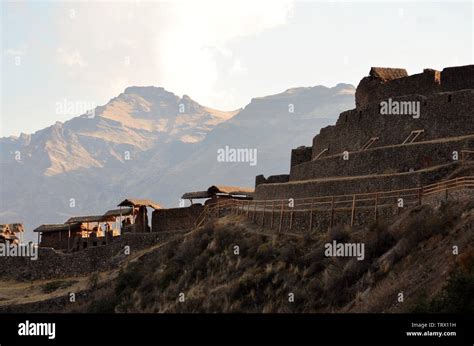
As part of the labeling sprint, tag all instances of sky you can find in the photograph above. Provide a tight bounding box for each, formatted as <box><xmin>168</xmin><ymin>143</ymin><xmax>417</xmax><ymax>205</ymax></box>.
<box><xmin>1</xmin><ymin>0</ymin><xmax>473</xmax><ymax>137</ymax></box>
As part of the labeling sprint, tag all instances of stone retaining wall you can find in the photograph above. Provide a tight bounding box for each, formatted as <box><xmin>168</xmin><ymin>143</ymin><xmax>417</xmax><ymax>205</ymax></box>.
<box><xmin>312</xmin><ymin>89</ymin><xmax>474</xmax><ymax>159</ymax></box>
<box><xmin>152</xmin><ymin>205</ymin><xmax>204</xmax><ymax>233</ymax></box>
<box><xmin>290</xmin><ymin>136</ymin><xmax>473</xmax><ymax>181</ymax></box>
<box><xmin>255</xmin><ymin>163</ymin><xmax>461</xmax><ymax>200</ymax></box>
<box><xmin>0</xmin><ymin>231</ymin><xmax>185</xmax><ymax>281</ymax></box>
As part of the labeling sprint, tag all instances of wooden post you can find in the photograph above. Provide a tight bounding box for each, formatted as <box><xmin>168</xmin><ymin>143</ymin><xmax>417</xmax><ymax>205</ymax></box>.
<box><xmin>68</xmin><ymin>225</ymin><xmax>71</xmax><ymax>251</ymax></box>
<box><xmin>374</xmin><ymin>193</ymin><xmax>378</xmax><ymax>222</ymax></box>
<box><xmin>309</xmin><ymin>198</ymin><xmax>314</xmax><ymax>232</ymax></box>
<box><xmin>418</xmin><ymin>187</ymin><xmax>422</xmax><ymax>206</ymax></box>
<box><xmin>253</xmin><ymin>202</ymin><xmax>257</xmax><ymax>222</ymax></box>
<box><xmin>278</xmin><ymin>200</ymin><xmax>284</xmax><ymax>233</ymax></box>
<box><xmin>246</xmin><ymin>200</ymin><xmax>250</xmax><ymax>219</ymax></box>
<box><xmin>119</xmin><ymin>206</ymin><xmax>123</xmax><ymax>235</ymax></box>
<box><xmin>289</xmin><ymin>204</ymin><xmax>294</xmax><ymax>231</ymax></box>
<box><xmin>350</xmin><ymin>194</ymin><xmax>356</xmax><ymax>227</ymax></box>
<box><xmin>262</xmin><ymin>201</ymin><xmax>266</xmax><ymax>228</ymax></box>
<box><xmin>329</xmin><ymin>196</ymin><xmax>335</xmax><ymax>229</ymax></box>
<box><xmin>270</xmin><ymin>201</ymin><xmax>275</xmax><ymax>229</ymax></box>
<box><xmin>397</xmin><ymin>192</ymin><xmax>400</xmax><ymax>215</ymax></box>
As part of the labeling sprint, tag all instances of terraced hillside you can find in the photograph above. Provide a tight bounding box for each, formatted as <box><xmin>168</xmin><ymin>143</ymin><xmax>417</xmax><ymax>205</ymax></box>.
<box><xmin>0</xmin><ymin>198</ymin><xmax>472</xmax><ymax>313</ymax></box>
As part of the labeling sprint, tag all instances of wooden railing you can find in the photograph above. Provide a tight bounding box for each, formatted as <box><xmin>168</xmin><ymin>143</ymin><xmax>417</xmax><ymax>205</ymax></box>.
<box><xmin>461</xmin><ymin>150</ymin><xmax>474</xmax><ymax>163</ymax></box>
<box><xmin>194</xmin><ymin>176</ymin><xmax>474</xmax><ymax>231</ymax></box>
<box><xmin>194</xmin><ymin>199</ymin><xmax>239</xmax><ymax>228</ymax></box>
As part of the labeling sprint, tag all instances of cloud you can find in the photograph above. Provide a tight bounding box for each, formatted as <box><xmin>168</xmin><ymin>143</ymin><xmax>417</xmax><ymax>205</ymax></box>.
<box><xmin>57</xmin><ymin>48</ymin><xmax>87</xmax><ymax>67</ymax></box>
<box><xmin>158</xmin><ymin>0</ymin><xmax>294</xmax><ymax>105</ymax></box>
<box><xmin>54</xmin><ymin>0</ymin><xmax>294</xmax><ymax>108</ymax></box>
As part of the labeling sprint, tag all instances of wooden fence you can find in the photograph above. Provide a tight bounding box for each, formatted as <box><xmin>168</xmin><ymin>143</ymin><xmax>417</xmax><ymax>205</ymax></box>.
<box><xmin>194</xmin><ymin>176</ymin><xmax>474</xmax><ymax>232</ymax></box>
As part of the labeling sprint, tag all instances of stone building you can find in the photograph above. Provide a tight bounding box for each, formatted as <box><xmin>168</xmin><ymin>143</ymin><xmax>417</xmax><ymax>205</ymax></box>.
<box><xmin>0</xmin><ymin>223</ymin><xmax>24</xmax><ymax>245</ymax></box>
<box><xmin>33</xmin><ymin>223</ymin><xmax>82</xmax><ymax>250</ymax></box>
<box><xmin>181</xmin><ymin>185</ymin><xmax>254</xmax><ymax>205</ymax></box>
<box><xmin>152</xmin><ymin>185</ymin><xmax>253</xmax><ymax>233</ymax></box>
<box><xmin>117</xmin><ymin>198</ymin><xmax>162</xmax><ymax>233</ymax></box>
<box><xmin>34</xmin><ymin>207</ymin><xmax>134</xmax><ymax>251</ymax></box>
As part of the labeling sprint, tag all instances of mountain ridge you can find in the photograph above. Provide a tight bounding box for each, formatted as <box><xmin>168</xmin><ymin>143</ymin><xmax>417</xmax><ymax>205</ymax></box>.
<box><xmin>0</xmin><ymin>83</ymin><xmax>355</xmax><ymax>240</ymax></box>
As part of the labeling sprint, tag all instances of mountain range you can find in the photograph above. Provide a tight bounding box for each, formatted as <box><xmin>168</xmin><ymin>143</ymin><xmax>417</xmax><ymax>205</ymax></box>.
<box><xmin>0</xmin><ymin>83</ymin><xmax>355</xmax><ymax>241</ymax></box>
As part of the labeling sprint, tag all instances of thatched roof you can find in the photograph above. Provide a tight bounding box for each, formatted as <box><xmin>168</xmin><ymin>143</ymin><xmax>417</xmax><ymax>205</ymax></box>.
<box><xmin>103</xmin><ymin>207</ymin><xmax>133</xmax><ymax>217</ymax></box>
<box><xmin>117</xmin><ymin>198</ymin><xmax>162</xmax><ymax>210</ymax></box>
<box><xmin>369</xmin><ymin>67</ymin><xmax>408</xmax><ymax>81</ymax></box>
<box><xmin>0</xmin><ymin>223</ymin><xmax>24</xmax><ymax>233</ymax></box>
<box><xmin>65</xmin><ymin>215</ymin><xmax>110</xmax><ymax>224</ymax></box>
<box><xmin>181</xmin><ymin>185</ymin><xmax>254</xmax><ymax>200</ymax></box>
<box><xmin>209</xmin><ymin>185</ymin><xmax>254</xmax><ymax>195</ymax></box>
<box><xmin>33</xmin><ymin>223</ymin><xmax>81</xmax><ymax>233</ymax></box>
<box><xmin>181</xmin><ymin>191</ymin><xmax>210</xmax><ymax>200</ymax></box>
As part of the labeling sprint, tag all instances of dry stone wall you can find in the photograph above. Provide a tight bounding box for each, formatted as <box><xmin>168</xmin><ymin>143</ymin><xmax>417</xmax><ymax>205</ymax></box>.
<box><xmin>255</xmin><ymin>162</ymin><xmax>460</xmax><ymax>200</ymax></box>
<box><xmin>291</xmin><ymin>136</ymin><xmax>474</xmax><ymax>181</ymax></box>
<box><xmin>152</xmin><ymin>204</ymin><xmax>204</xmax><ymax>233</ymax></box>
<box><xmin>0</xmin><ymin>231</ymin><xmax>185</xmax><ymax>281</ymax></box>
<box><xmin>312</xmin><ymin>89</ymin><xmax>474</xmax><ymax>159</ymax></box>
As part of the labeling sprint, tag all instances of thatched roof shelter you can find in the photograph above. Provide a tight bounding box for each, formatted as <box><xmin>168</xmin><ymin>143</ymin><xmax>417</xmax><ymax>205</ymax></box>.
<box><xmin>369</xmin><ymin>67</ymin><xmax>408</xmax><ymax>81</ymax></box>
<box><xmin>33</xmin><ymin>223</ymin><xmax>81</xmax><ymax>233</ymax></box>
<box><xmin>103</xmin><ymin>207</ymin><xmax>133</xmax><ymax>217</ymax></box>
<box><xmin>65</xmin><ymin>215</ymin><xmax>109</xmax><ymax>224</ymax></box>
<box><xmin>0</xmin><ymin>223</ymin><xmax>24</xmax><ymax>243</ymax></box>
<box><xmin>181</xmin><ymin>185</ymin><xmax>254</xmax><ymax>200</ymax></box>
<box><xmin>181</xmin><ymin>191</ymin><xmax>209</xmax><ymax>200</ymax></box>
<box><xmin>117</xmin><ymin>198</ymin><xmax>162</xmax><ymax>210</ymax></box>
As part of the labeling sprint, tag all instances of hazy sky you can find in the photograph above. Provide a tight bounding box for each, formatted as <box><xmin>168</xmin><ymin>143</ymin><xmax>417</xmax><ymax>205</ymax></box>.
<box><xmin>1</xmin><ymin>0</ymin><xmax>473</xmax><ymax>137</ymax></box>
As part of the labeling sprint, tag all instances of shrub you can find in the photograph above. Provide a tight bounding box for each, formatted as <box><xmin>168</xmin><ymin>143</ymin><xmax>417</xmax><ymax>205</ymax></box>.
<box><xmin>41</xmin><ymin>280</ymin><xmax>76</xmax><ymax>294</ymax></box>
<box><xmin>87</xmin><ymin>296</ymin><xmax>118</xmax><ymax>313</ymax></box>
<box><xmin>327</xmin><ymin>225</ymin><xmax>351</xmax><ymax>242</ymax></box>
<box><xmin>428</xmin><ymin>259</ymin><xmax>474</xmax><ymax>313</ymax></box>
<box><xmin>256</xmin><ymin>243</ymin><xmax>274</xmax><ymax>262</ymax></box>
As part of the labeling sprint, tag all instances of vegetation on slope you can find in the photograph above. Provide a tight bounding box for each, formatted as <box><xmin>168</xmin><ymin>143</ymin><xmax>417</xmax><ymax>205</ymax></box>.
<box><xmin>83</xmin><ymin>199</ymin><xmax>473</xmax><ymax>313</ymax></box>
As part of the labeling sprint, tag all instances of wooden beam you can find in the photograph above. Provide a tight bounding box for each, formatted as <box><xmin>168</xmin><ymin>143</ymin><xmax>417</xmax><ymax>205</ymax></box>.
<box><xmin>270</xmin><ymin>201</ymin><xmax>275</xmax><ymax>229</ymax></box>
<box><xmin>350</xmin><ymin>194</ymin><xmax>356</xmax><ymax>227</ymax></box>
<box><xmin>329</xmin><ymin>196</ymin><xmax>335</xmax><ymax>229</ymax></box>
<box><xmin>278</xmin><ymin>201</ymin><xmax>284</xmax><ymax>233</ymax></box>
<box><xmin>289</xmin><ymin>204</ymin><xmax>294</xmax><ymax>231</ymax></box>
<box><xmin>374</xmin><ymin>193</ymin><xmax>378</xmax><ymax>221</ymax></box>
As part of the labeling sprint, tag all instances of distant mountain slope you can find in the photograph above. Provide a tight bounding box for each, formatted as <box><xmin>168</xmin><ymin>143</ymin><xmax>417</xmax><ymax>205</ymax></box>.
<box><xmin>0</xmin><ymin>83</ymin><xmax>354</xmax><ymax>240</ymax></box>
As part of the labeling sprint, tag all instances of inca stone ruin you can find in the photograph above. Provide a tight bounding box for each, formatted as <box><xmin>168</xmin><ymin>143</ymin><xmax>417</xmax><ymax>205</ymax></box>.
<box><xmin>255</xmin><ymin>66</ymin><xmax>474</xmax><ymax>200</ymax></box>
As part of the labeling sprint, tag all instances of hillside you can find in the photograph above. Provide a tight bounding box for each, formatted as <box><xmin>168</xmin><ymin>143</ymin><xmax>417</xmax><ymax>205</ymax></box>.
<box><xmin>1</xmin><ymin>198</ymin><xmax>472</xmax><ymax>313</ymax></box>
<box><xmin>0</xmin><ymin>84</ymin><xmax>355</xmax><ymax>240</ymax></box>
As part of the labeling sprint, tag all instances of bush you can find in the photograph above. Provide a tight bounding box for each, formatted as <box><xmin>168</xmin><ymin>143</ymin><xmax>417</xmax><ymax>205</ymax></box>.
<box><xmin>256</xmin><ymin>243</ymin><xmax>274</xmax><ymax>262</ymax></box>
<box><xmin>87</xmin><ymin>296</ymin><xmax>118</xmax><ymax>313</ymax></box>
<box><xmin>428</xmin><ymin>259</ymin><xmax>474</xmax><ymax>313</ymax></box>
<box><xmin>41</xmin><ymin>280</ymin><xmax>76</xmax><ymax>294</ymax></box>
<box><xmin>327</xmin><ymin>225</ymin><xmax>351</xmax><ymax>242</ymax></box>
<box><xmin>115</xmin><ymin>264</ymin><xmax>143</xmax><ymax>295</ymax></box>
